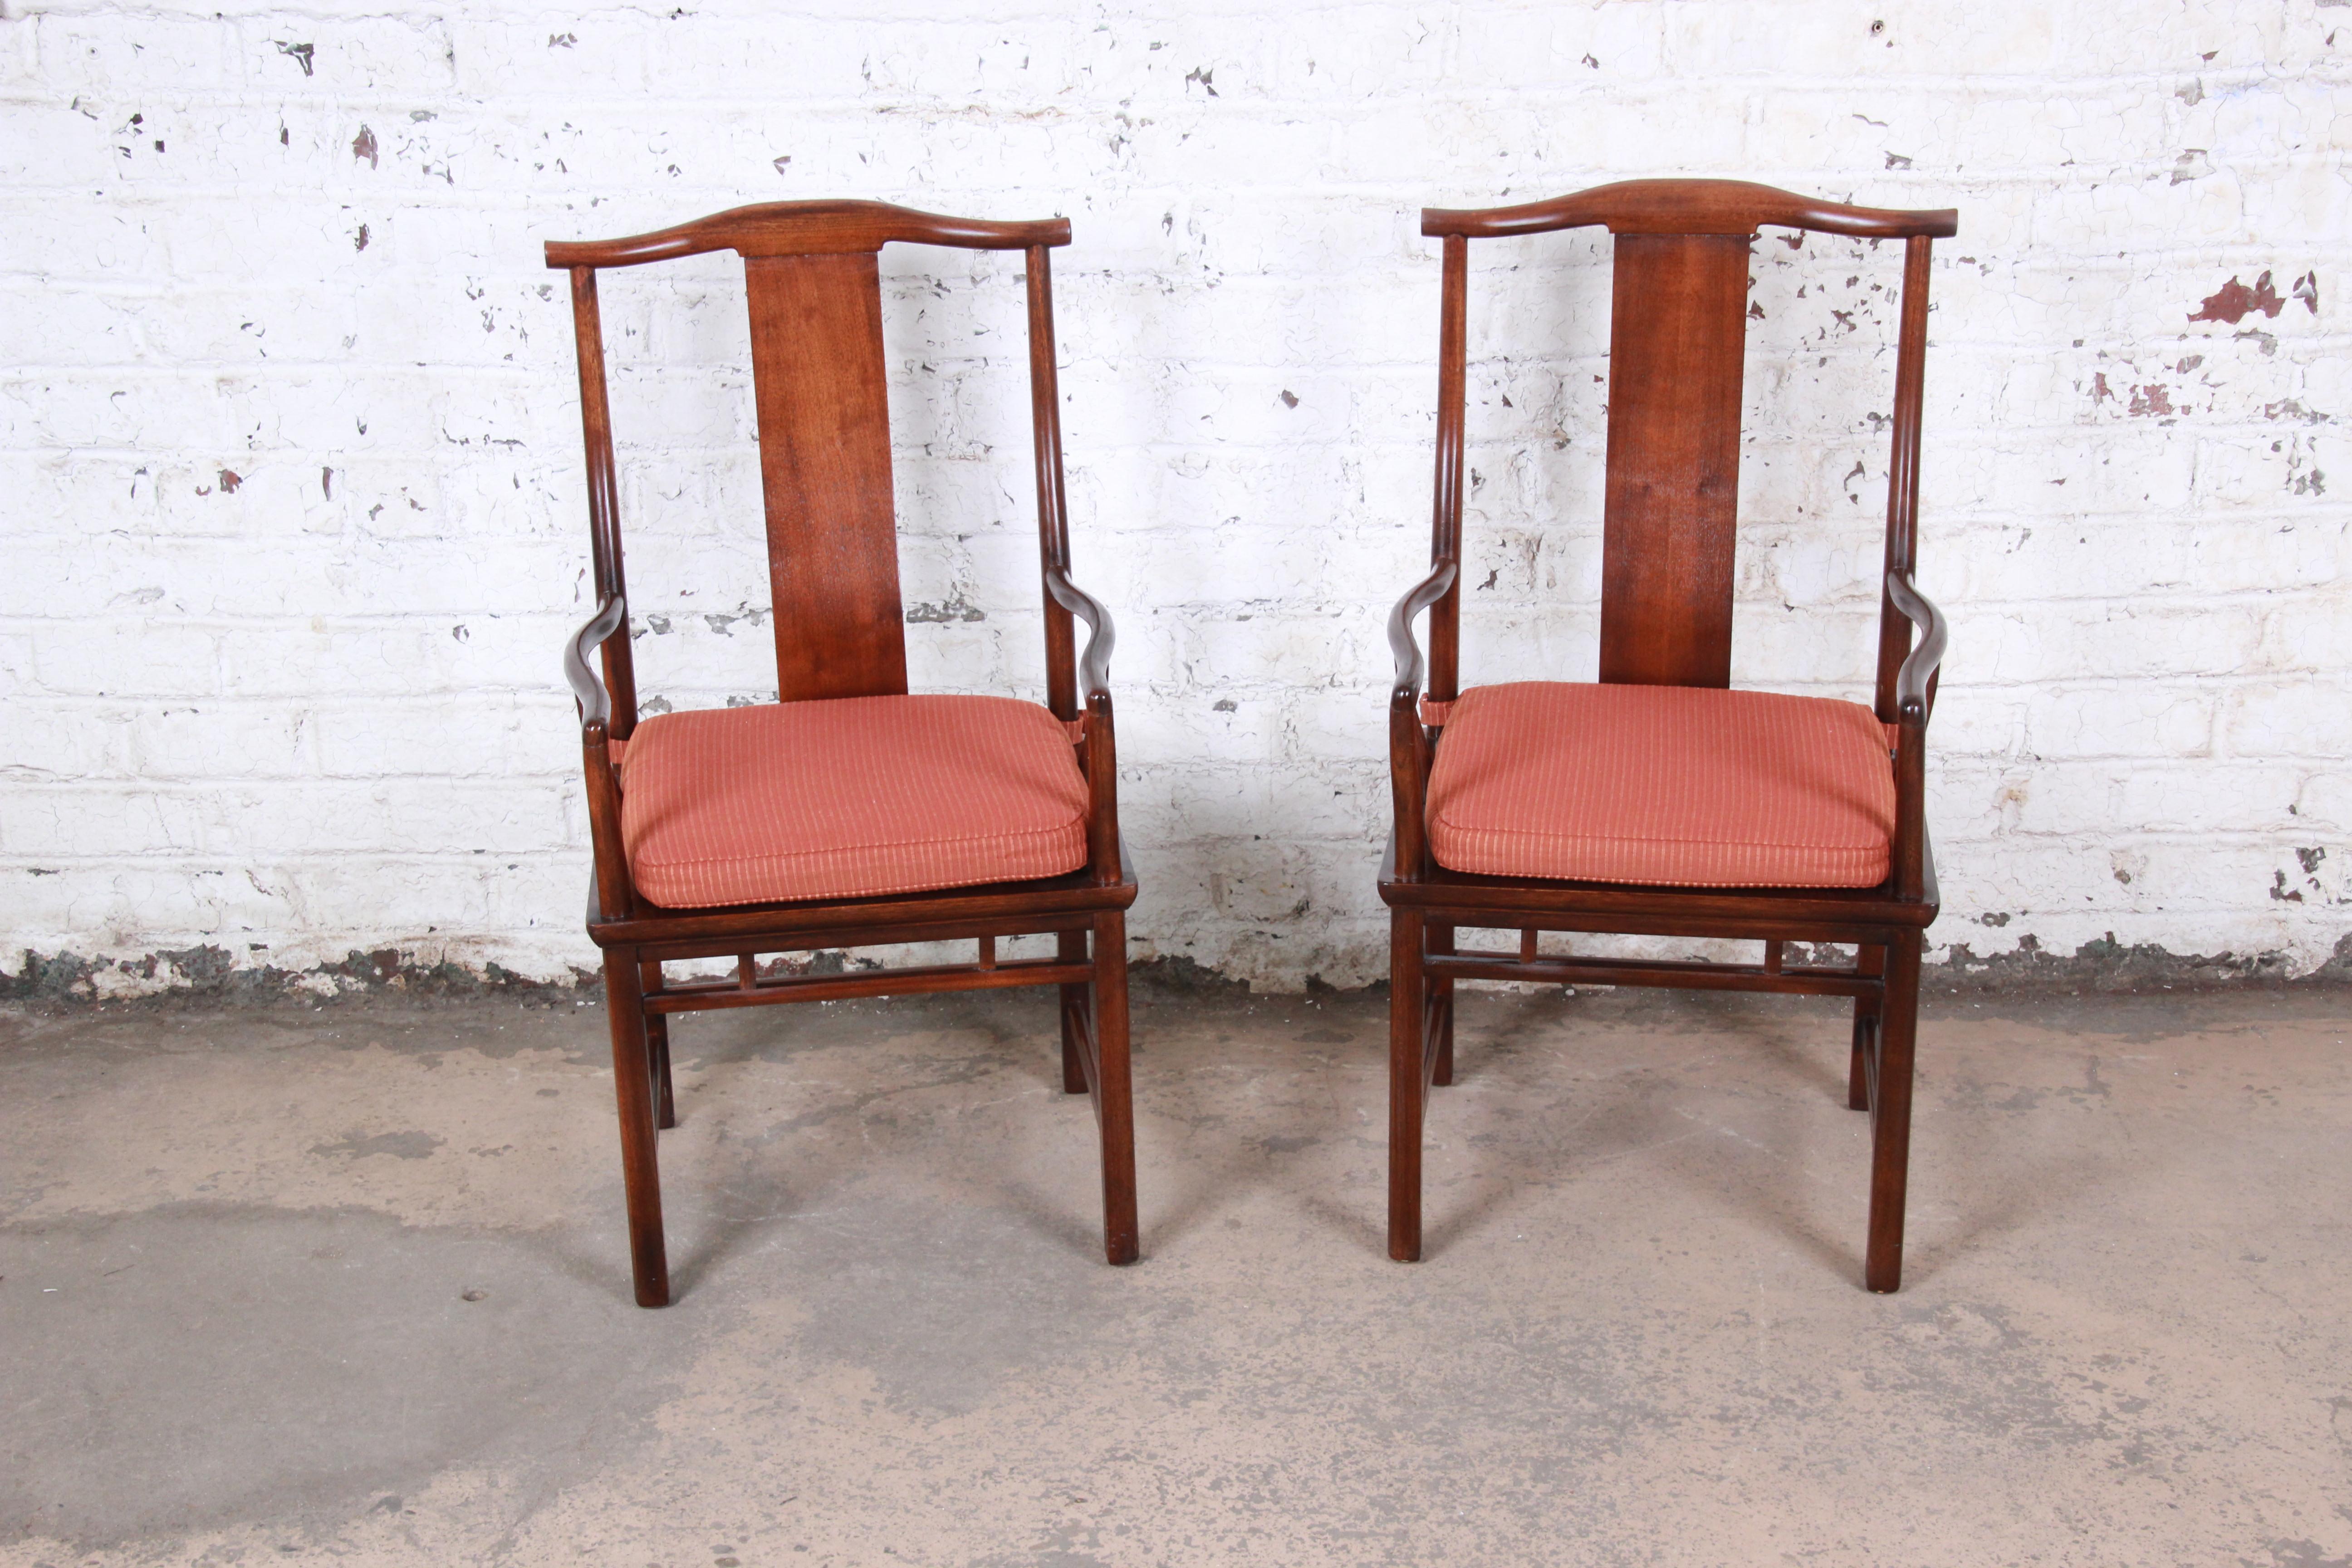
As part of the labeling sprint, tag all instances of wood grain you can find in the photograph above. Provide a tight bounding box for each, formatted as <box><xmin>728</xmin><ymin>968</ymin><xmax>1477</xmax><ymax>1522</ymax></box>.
<box><xmin>745</xmin><ymin>251</ymin><xmax>909</xmax><ymax>701</ymax></box>
<box><xmin>1598</xmin><ymin>232</ymin><xmax>1750</xmax><ymax>687</ymax></box>
<box><xmin>551</xmin><ymin>202</ymin><xmax>1137</xmax><ymax>1308</ymax></box>
<box><xmin>1384</xmin><ymin>178</ymin><xmax>1957</xmax><ymax>1293</ymax></box>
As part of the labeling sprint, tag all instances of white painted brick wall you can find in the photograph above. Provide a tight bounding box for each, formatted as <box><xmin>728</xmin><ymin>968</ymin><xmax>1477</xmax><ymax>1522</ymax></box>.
<box><xmin>4</xmin><ymin>0</ymin><xmax>2349</xmax><ymax>991</ymax></box>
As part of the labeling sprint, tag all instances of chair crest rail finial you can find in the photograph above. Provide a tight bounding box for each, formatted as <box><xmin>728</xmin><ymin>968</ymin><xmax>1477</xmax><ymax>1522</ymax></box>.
<box><xmin>545</xmin><ymin>200</ymin><xmax>1073</xmax><ymax>269</ymax></box>
<box><xmin>1421</xmin><ymin>178</ymin><xmax>1958</xmax><ymax>241</ymax></box>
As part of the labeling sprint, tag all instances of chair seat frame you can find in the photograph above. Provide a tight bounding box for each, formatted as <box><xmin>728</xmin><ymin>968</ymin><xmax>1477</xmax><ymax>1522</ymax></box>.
<box><xmin>551</xmin><ymin>201</ymin><xmax>1137</xmax><ymax>1307</ymax></box>
<box><xmin>1381</xmin><ymin>180</ymin><xmax>1955</xmax><ymax>1292</ymax></box>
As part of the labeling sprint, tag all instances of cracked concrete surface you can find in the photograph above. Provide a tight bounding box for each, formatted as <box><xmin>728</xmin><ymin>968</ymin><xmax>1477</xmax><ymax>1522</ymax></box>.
<box><xmin>2</xmin><ymin>986</ymin><xmax>2348</xmax><ymax>1565</ymax></box>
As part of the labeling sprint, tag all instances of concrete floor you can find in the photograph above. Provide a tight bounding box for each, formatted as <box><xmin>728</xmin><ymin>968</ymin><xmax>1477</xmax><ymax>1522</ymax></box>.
<box><xmin>2</xmin><ymin>984</ymin><xmax>2349</xmax><ymax>1567</ymax></box>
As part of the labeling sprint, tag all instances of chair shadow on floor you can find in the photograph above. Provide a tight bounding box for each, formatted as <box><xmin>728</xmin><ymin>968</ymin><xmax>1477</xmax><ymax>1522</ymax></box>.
<box><xmin>623</xmin><ymin>991</ymin><xmax>1078</xmax><ymax>1300</ymax></box>
<box><xmin>1283</xmin><ymin>987</ymin><xmax>1696</xmax><ymax>1262</ymax></box>
<box><xmin>1683</xmin><ymin>998</ymin><xmax>2107</xmax><ymax>1290</ymax></box>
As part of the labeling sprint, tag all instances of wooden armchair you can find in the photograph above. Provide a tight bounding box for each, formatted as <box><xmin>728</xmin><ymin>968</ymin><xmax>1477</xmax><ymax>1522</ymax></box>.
<box><xmin>548</xmin><ymin>201</ymin><xmax>1138</xmax><ymax>1308</ymax></box>
<box><xmin>1382</xmin><ymin>180</ymin><xmax>1955</xmax><ymax>1292</ymax></box>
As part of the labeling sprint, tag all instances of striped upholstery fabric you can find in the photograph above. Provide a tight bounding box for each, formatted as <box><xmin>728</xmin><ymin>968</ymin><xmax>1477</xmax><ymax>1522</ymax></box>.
<box><xmin>1426</xmin><ymin>681</ymin><xmax>1896</xmax><ymax>888</ymax></box>
<box><xmin>619</xmin><ymin>695</ymin><xmax>1090</xmax><ymax>909</ymax></box>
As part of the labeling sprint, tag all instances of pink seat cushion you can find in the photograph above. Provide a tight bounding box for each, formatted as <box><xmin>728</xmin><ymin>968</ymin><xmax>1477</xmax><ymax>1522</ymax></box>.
<box><xmin>618</xmin><ymin>695</ymin><xmax>1090</xmax><ymax>909</ymax></box>
<box><xmin>1426</xmin><ymin>682</ymin><xmax>1896</xmax><ymax>889</ymax></box>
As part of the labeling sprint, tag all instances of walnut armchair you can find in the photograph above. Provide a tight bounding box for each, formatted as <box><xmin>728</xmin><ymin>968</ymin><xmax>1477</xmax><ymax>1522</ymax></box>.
<box><xmin>549</xmin><ymin>201</ymin><xmax>1137</xmax><ymax>1308</ymax></box>
<box><xmin>1382</xmin><ymin>179</ymin><xmax>1955</xmax><ymax>1292</ymax></box>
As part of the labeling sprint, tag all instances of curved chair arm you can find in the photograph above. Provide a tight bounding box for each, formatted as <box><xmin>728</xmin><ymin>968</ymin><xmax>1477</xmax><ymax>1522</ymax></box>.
<box><xmin>564</xmin><ymin>593</ymin><xmax>627</xmax><ymax>731</ymax></box>
<box><xmin>564</xmin><ymin>594</ymin><xmax>634</xmax><ymax>919</ymax></box>
<box><xmin>1386</xmin><ymin>561</ymin><xmax>1458</xmax><ymax>882</ymax></box>
<box><xmin>1388</xmin><ymin>560</ymin><xmax>1459</xmax><ymax>702</ymax></box>
<box><xmin>1041</xmin><ymin>566</ymin><xmax>1122</xmax><ymax>884</ymax></box>
<box><xmin>1044</xmin><ymin>565</ymin><xmax>1116</xmax><ymax>700</ymax></box>
<box><xmin>1886</xmin><ymin>571</ymin><xmax>1947</xmax><ymax>726</ymax></box>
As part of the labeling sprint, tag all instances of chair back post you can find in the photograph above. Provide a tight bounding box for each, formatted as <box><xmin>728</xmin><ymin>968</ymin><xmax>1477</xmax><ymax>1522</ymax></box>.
<box><xmin>1427</xmin><ymin>234</ymin><xmax>1470</xmax><ymax>703</ymax></box>
<box><xmin>1875</xmin><ymin>235</ymin><xmax>1935</xmax><ymax>723</ymax></box>
<box><xmin>1024</xmin><ymin>242</ymin><xmax>1080</xmax><ymax>721</ymax></box>
<box><xmin>568</xmin><ymin>265</ymin><xmax>640</xmax><ymax>739</ymax></box>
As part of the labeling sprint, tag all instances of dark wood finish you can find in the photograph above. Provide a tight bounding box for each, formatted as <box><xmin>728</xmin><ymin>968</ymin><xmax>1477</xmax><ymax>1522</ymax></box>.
<box><xmin>1386</xmin><ymin>907</ymin><xmax>1427</xmax><ymax>1261</ymax></box>
<box><xmin>1849</xmin><ymin>944</ymin><xmax>1885</xmax><ymax>1112</ymax></box>
<box><xmin>567</xmin><ymin>272</ymin><xmax>639</xmax><ymax>740</ymax></box>
<box><xmin>1421</xmin><ymin>178</ymin><xmax>1958</xmax><ymax>241</ymax></box>
<box><xmin>547</xmin><ymin>200</ymin><xmax>1070</xmax><ymax>269</ymax></box>
<box><xmin>1088</xmin><ymin>910</ymin><xmax>1140</xmax><ymax>1264</ymax></box>
<box><xmin>745</xmin><ymin>252</ymin><xmax>908</xmax><ymax>701</ymax></box>
<box><xmin>640</xmin><ymin>959</ymin><xmax>676</xmax><ymax>1130</ymax></box>
<box><xmin>601</xmin><ymin>952</ymin><xmax>667</xmax><ymax>1308</ymax></box>
<box><xmin>1427</xmin><ymin>922</ymin><xmax>1455</xmax><ymax>1088</ymax></box>
<box><xmin>1385</xmin><ymin>178</ymin><xmax>1953</xmax><ymax>1292</ymax></box>
<box><xmin>1429</xmin><ymin>949</ymin><xmax>1877</xmax><ymax>998</ymax></box>
<box><xmin>1599</xmin><ymin>234</ymin><xmax>1749</xmax><ymax>686</ymax></box>
<box><xmin>548</xmin><ymin>201</ymin><xmax>1136</xmax><ymax>1307</ymax></box>
<box><xmin>645</xmin><ymin>957</ymin><xmax>1092</xmax><ymax>1013</ymax></box>
<box><xmin>1428</xmin><ymin>235</ymin><xmax>1469</xmax><ymax>704</ymax></box>
<box><xmin>1057</xmin><ymin>927</ymin><xmax>1091</xmax><ymax>1094</ymax></box>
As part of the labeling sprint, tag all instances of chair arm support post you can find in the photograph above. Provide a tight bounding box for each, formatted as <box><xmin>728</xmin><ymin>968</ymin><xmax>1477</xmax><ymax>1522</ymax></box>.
<box><xmin>1387</xmin><ymin>561</ymin><xmax>1456</xmax><ymax>881</ymax></box>
<box><xmin>1390</xmin><ymin>693</ymin><xmax>1435</xmax><ymax>879</ymax></box>
<box><xmin>1892</xmin><ymin>719</ymin><xmax>1928</xmax><ymax>903</ymax></box>
<box><xmin>1082</xmin><ymin>693</ymin><xmax>1122</xmax><ymax>886</ymax></box>
<box><xmin>1884</xmin><ymin>570</ymin><xmax>1945</xmax><ymax>903</ymax></box>
<box><xmin>565</xmin><ymin>594</ymin><xmax>637</xmax><ymax>919</ymax></box>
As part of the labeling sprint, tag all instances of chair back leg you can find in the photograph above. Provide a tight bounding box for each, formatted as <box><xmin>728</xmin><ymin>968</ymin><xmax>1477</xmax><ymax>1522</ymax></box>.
<box><xmin>1427</xmin><ymin>921</ymin><xmax>1456</xmax><ymax>1087</ymax></box>
<box><xmin>603</xmin><ymin>951</ymin><xmax>671</xmax><ymax>1307</ymax></box>
<box><xmin>1088</xmin><ymin>911</ymin><xmax>1141</xmax><ymax>1264</ymax></box>
<box><xmin>1387</xmin><ymin>907</ymin><xmax>1429</xmax><ymax>1261</ymax></box>
<box><xmin>1863</xmin><ymin>931</ymin><xmax>1923</xmax><ymax>1293</ymax></box>
<box><xmin>641</xmin><ymin>960</ymin><xmax>677</xmax><ymax>1129</ymax></box>
<box><xmin>1848</xmin><ymin>943</ymin><xmax>1886</xmax><ymax>1112</ymax></box>
<box><xmin>1058</xmin><ymin>927</ymin><xmax>1092</xmax><ymax>1095</ymax></box>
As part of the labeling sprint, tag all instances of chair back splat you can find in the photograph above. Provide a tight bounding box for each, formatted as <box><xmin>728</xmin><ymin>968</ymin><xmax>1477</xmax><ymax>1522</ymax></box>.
<box><xmin>546</xmin><ymin>201</ymin><xmax>1137</xmax><ymax>1308</ymax></box>
<box><xmin>1387</xmin><ymin>178</ymin><xmax>1958</xmax><ymax>1294</ymax></box>
<box><xmin>1599</xmin><ymin>231</ymin><xmax>1749</xmax><ymax>686</ymax></box>
<box><xmin>745</xmin><ymin>250</ymin><xmax>907</xmax><ymax>701</ymax></box>
<box><xmin>1418</xmin><ymin>178</ymin><xmax>1957</xmax><ymax>697</ymax></box>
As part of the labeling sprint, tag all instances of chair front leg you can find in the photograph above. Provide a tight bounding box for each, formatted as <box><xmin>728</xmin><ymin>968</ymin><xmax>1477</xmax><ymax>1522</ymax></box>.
<box><xmin>1864</xmin><ymin>931</ymin><xmax>1923</xmax><ymax>1293</ymax></box>
<box><xmin>1387</xmin><ymin>907</ymin><xmax>1428</xmax><ymax>1261</ymax></box>
<box><xmin>603</xmin><ymin>950</ymin><xmax>670</xmax><ymax>1308</ymax></box>
<box><xmin>1090</xmin><ymin>911</ymin><xmax>1140</xmax><ymax>1265</ymax></box>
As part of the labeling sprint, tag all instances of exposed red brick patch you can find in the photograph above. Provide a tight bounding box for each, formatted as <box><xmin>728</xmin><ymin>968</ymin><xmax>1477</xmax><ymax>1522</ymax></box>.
<box><xmin>2189</xmin><ymin>270</ymin><xmax>2283</xmax><ymax>324</ymax></box>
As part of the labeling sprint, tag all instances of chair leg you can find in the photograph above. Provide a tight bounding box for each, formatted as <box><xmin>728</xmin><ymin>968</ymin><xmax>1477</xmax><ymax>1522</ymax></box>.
<box><xmin>603</xmin><ymin>951</ymin><xmax>670</xmax><ymax>1308</ymax></box>
<box><xmin>1387</xmin><ymin>908</ymin><xmax>1427</xmax><ymax>1262</ymax></box>
<box><xmin>1089</xmin><ymin>911</ymin><xmax>1140</xmax><ymax>1265</ymax></box>
<box><xmin>1428</xmin><ymin>921</ymin><xmax>1455</xmax><ymax>1087</ymax></box>
<box><xmin>640</xmin><ymin>960</ymin><xmax>676</xmax><ymax>1130</ymax></box>
<box><xmin>1863</xmin><ymin>932</ymin><xmax>1922</xmax><ymax>1294</ymax></box>
<box><xmin>1058</xmin><ymin>928</ymin><xmax>1091</xmax><ymax>1095</ymax></box>
<box><xmin>1849</xmin><ymin>944</ymin><xmax>1885</xmax><ymax>1112</ymax></box>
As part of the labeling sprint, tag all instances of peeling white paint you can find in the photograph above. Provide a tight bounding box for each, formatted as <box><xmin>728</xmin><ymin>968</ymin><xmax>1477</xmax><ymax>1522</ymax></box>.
<box><xmin>1</xmin><ymin>2</ymin><xmax>2347</xmax><ymax>990</ymax></box>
